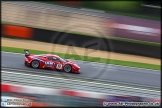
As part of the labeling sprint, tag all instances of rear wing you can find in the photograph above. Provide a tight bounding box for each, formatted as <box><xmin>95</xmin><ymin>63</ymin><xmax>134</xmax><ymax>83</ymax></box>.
<box><xmin>24</xmin><ymin>49</ymin><xmax>30</xmax><ymax>56</ymax></box>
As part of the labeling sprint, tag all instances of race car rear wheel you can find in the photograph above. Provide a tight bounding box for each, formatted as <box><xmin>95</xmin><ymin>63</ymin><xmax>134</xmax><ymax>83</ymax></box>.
<box><xmin>63</xmin><ymin>64</ymin><xmax>72</xmax><ymax>73</ymax></box>
<box><xmin>31</xmin><ymin>60</ymin><xmax>40</xmax><ymax>68</ymax></box>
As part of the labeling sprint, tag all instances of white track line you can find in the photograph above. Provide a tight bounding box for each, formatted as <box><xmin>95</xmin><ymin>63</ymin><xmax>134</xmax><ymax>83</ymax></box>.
<box><xmin>2</xmin><ymin>70</ymin><xmax>160</xmax><ymax>92</ymax></box>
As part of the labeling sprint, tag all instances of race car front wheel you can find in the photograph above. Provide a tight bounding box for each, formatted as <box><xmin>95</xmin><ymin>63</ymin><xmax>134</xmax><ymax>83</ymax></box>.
<box><xmin>31</xmin><ymin>60</ymin><xmax>40</xmax><ymax>68</ymax></box>
<box><xmin>24</xmin><ymin>62</ymin><xmax>27</xmax><ymax>66</ymax></box>
<box><xmin>63</xmin><ymin>64</ymin><xmax>72</xmax><ymax>73</ymax></box>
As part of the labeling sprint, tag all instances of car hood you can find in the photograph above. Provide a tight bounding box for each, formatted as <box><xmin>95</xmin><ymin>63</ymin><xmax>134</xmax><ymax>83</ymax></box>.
<box><xmin>66</xmin><ymin>60</ymin><xmax>74</xmax><ymax>64</ymax></box>
<box><xmin>66</xmin><ymin>60</ymin><xmax>80</xmax><ymax>67</ymax></box>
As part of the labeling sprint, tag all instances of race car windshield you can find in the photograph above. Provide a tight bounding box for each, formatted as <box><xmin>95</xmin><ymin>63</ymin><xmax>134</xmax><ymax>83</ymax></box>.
<box><xmin>58</xmin><ymin>57</ymin><xmax>67</xmax><ymax>62</ymax></box>
<box><xmin>34</xmin><ymin>54</ymin><xmax>46</xmax><ymax>56</ymax></box>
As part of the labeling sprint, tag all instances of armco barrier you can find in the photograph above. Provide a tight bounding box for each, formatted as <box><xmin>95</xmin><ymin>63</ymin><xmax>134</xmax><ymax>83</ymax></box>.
<box><xmin>1</xmin><ymin>1</ymin><xmax>161</xmax><ymax>58</ymax></box>
<box><xmin>2</xmin><ymin>24</ymin><xmax>160</xmax><ymax>58</ymax></box>
<box><xmin>32</xmin><ymin>27</ymin><xmax>160</xmax><ymax>58</ymax></box>
<box><xmin>2</xmin><ymin>1</ymin><xmax>161</xmax><ymax>43</ymax></box>
<box><xmin>2</xmin><ymin>23</ymin><xmax>161</xmax><ymax>59</ymax></box>
<box><xmin>1</xmin><ymin>83</ymin><xmax>161</xmax><ymax>107</ymax></box>
<box><xmin>2</xmin><ymin>25</ymin><xmax>33</xmax><ymax>39</ymax></box>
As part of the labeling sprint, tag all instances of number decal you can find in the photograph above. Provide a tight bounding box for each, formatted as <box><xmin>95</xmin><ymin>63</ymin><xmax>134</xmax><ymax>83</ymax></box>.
<box><xmin>56</xmin><ymin>64</ymin><xmax>62</xmax><ymax>69</ymax></box>
<box><xmin>45</xmin><ymin>62</ymin><xmax>54</xmax><ymax>66</ymax></box>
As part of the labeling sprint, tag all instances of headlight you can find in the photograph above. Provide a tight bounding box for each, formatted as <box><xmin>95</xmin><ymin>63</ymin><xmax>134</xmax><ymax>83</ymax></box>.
<box><xmin>25</xmin><ymin>58</ymin><xmax>28</xmax><ymax>62</ymax></box>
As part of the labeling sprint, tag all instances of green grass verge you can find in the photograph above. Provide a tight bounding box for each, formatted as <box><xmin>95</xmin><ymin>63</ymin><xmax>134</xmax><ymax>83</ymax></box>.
<box><xmin>2</xmin><ymin>46</ymin><xmax>160</xmax><ymax>70</ymax></box>
<box><xmin>2</xmin><ymin>21</ymin><xmax>160</xmax><ymax>47</ymax></box>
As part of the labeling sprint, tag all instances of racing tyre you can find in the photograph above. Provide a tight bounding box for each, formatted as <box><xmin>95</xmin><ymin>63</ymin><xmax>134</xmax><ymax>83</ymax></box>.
<box><xmin>31</xmin><ymin>60</ymin><xmax>40</xmax><ymax>68</ymax></box>
<box><xmin>24</xmin><ymin>62</ymin><xmax>27</xmax><ymax>66</ymax></box>
<box><xmin>63</xmin><ymin>64</ymin><xmax>72</xmax><ymax>73</ymax></box>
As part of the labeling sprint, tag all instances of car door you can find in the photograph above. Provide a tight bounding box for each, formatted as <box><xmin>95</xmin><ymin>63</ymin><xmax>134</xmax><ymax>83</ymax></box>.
<box><xmin>52</xmin><ymin>57</ymin><xmax>63</xmax><ymax>70</ymax></box>
<box><xmin>45</xmin><ymin>56</ymin><xmax>55</xmax><ymax>69</ymax></box>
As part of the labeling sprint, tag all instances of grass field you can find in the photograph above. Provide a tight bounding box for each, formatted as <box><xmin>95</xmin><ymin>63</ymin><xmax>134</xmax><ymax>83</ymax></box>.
<box><xmin>2</xmin><ymin>46</ymin><xmax>160</xmax><ymax>70</ymax></box>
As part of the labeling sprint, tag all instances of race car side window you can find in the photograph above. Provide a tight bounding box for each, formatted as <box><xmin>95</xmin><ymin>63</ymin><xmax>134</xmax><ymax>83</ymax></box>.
<box><xmin>47</xmin><ymin>56</ymin><xmax>60</xmax><ymax>62</ymax></box>
<box><xmin>47</xmin><ymin>56</ymin><xmax>53</xmax><ymax>60</ymax></box>
<box><xmin>52</xmin><ymin>58</ymin><xmax>60</xmax><ymax>62</ymax></box>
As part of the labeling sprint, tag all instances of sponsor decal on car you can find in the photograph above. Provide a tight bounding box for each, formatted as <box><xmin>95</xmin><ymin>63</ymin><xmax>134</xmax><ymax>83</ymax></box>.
<box><xmin>44</xmin><ymin>62</ymin><xmax>54</xmax><ymax>66</ymax></box>
<box><xmin>33</xmin><ymin>58</ymin><xmax>44</xmax><ymax>62</ymax></box>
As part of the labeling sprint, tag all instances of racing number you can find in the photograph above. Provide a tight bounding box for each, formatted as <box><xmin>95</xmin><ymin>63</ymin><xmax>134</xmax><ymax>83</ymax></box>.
<box><xmin>56</xmin><ymin>64</ymin><xmax>62</xmax><ymax>69</ymax></box>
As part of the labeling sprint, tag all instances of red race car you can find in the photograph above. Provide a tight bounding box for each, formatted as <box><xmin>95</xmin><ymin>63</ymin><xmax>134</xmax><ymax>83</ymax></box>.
<box><xmin>24</xmin><ymin>50</ymin><xmax>80</xmax><ymax>73</ymax></box>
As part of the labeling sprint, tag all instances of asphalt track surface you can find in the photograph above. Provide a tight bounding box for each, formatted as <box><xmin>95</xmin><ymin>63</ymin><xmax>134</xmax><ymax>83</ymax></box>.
<box><xmin>2</xmin><ymin>52</ymin><xmax>160</xmax><ymax>88</ymax></box>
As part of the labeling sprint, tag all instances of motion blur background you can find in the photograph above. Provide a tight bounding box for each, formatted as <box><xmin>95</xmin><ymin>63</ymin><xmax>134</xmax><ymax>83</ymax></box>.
<box><xmin>1</xmin><ymin>0</ymin><xmax>161</xmax><ymax>107</ymax></box>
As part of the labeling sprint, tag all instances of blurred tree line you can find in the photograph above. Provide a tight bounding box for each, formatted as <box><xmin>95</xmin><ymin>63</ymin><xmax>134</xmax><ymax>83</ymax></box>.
<box><xmin>32</xmin><ymin>0</ymin><xmax>160</xmax><ymax>21</ymax></box>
